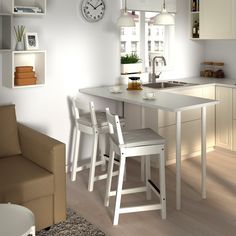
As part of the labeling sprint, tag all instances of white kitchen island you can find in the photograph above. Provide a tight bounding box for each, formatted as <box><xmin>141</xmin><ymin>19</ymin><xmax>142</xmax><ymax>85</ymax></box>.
<box><xmin>79</xmin><ymin>86</ymin><xmax>218</xmax><ymax>210</ymax></box>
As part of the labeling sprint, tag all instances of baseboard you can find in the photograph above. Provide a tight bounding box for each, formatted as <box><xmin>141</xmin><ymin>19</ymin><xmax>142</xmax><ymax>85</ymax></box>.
<box><xmin>213</xmin><ymin>146</ymin><xmax>236</xmax><ymax>157</ymax></box>
<box><xmin>165</xmin><ymin>147</ymin><xmax>215</xmax><ymax>166</ymax></box>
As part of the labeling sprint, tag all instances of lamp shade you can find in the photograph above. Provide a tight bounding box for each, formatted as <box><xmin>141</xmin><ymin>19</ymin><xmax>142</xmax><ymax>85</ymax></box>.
<box><xmin>117</xmin><ymin>12</ymin><xmax>135</xmax><ymax>27</ymax></box>
<box><xmin>154</xmin><ymin>9</ymin><xmax>175</xmax><ymax>25</ymax></box>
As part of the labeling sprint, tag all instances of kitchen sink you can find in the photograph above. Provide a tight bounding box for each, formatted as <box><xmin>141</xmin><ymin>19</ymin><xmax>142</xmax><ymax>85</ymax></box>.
<box><xmin>142</xmin><ymin>81</ymin><xmax>198</xmax><ymax>89</ymax></box>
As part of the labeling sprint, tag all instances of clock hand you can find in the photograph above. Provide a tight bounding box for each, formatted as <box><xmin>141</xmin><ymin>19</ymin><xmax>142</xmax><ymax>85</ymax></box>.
<box><xmin>95</xmin><ymin>3</ymin><xmax>103</xmax><ymax>9</ymax></box>
<box><xmin>88</xmin><ymin>2</ymin><xmax>96</xmax><ymax>9</ymax></box>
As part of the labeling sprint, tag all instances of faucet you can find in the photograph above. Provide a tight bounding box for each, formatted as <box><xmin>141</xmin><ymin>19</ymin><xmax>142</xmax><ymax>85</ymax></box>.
<box><xmin>151</xmin><ymin>56</ymin><xmax>166</xmax><ymax>83</ymax></box>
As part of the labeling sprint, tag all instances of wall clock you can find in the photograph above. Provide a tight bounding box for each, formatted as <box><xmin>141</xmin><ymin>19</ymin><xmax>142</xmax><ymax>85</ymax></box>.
<box><xmin>81</xmin><ymin>0</ymin><xmax>105</xmax><ymax>22</ymax></box>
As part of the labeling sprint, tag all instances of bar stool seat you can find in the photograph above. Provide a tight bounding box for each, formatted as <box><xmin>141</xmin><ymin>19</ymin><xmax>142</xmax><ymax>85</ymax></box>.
<box><xmin>70</xmin><ymin>97</ymin><xmax>124</xmax><ymax>192</ymax></box>
<box><xmin>121</xmin><ymin>128</ymin><xmax>165</xmax><ymax>147</ymax></box>
<box><xmin>104</xmin><ymin>108</ymin><xmax>166</xmax><ymax>225</ymax></box>
<box><xmin>78</xmin><ymin>112</ymin><xmax>108</xmax><ymax>128</ymax></box>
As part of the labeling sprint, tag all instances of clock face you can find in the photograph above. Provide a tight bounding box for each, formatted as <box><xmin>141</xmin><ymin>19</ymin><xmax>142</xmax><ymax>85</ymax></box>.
<box><xmin>81</xmin><ymin>0</ymin><xmax>105</xmax><ymax>22</ymax></box>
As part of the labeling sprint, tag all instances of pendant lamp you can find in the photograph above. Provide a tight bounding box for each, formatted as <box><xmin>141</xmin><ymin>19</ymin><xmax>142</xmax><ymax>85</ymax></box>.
<box><xmin>154</xmin><ymin>0</ymin><xmax>175</xmax><ymax>25</ymax></box>
<box><xmin>117</xmin><ymin>0</ymin><xmax>135</xmax><ymax>27</ymax></box>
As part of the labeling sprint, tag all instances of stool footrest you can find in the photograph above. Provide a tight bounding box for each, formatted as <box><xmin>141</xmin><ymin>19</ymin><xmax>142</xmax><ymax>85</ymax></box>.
<box><xmin>74</xmin><ymin>160</ymin><xmax>104</xmax><ymax>172</ymax></box>
<box><xmin>148</xmin><ymin>179</ymin><xmax>161</xmax><ymax>198</ymax></box>
<box><xmin>119</xmin><ymin>204</ymin><xmax>162</xmax><ymax>214</ymax></box>
<box><xmin>109</xmin><ymin>186</ymin><xmax>147</xmax><ymax>197</ymax></box>
<box><xmin>94</xmin><ymin>170</ymin><xmax>119</xmax><ymax>182</ymax></box>
<box><xmin>104</xmin><ymin>154</ymin><xmax>120</xmax><ymax>164</ymax></box>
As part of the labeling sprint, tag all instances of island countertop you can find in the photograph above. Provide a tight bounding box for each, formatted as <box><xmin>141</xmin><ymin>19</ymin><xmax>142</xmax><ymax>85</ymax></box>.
<box><xmin>79</xmin><ymin>84</ymin><xmax>218</xmax><ymax>210</ymax></box>
<box><xmin>79</xmin><ymin>85</ymin><xmax>218</xmax><ymax>112</ymax></box>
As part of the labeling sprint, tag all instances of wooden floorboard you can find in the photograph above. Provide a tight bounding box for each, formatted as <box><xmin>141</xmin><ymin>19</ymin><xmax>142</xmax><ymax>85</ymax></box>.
<box><xmin>67</xmin><ymin>150</ymin><xmax>236</xmax><ymax>236</ymax></box>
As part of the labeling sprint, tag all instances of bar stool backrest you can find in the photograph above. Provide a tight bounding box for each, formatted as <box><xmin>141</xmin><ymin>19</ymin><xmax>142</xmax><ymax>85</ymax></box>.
<box><xmin>105</xmin><ymin>108</ymin><xmax>124</xmax><ymax>145</ymax></box>
<box><xmin>71</xmin><ymin>97</ymin><xmax>97</xmax><ymax>127</ymax></box>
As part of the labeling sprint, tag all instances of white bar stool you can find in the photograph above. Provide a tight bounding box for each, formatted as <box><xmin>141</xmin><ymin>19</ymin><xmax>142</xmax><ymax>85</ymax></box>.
<box><xmin>70</xmin><ymin>97</ymin><xmax>123</xmax><ymax>192</ymax></box>
<box><xmin>104</xmin><ymin>108</ymin><xmax>166</xmax><ymax>225</ymax></box>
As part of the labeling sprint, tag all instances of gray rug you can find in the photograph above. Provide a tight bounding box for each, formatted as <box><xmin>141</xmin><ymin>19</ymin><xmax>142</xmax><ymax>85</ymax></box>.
<box><xmin>36</xmin><ymin>209</ymin><xmax>105</xmax><ymax>236</ymax></box>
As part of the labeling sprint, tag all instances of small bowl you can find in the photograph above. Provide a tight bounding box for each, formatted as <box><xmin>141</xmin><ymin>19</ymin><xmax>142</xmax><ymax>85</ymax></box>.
<box><xmin>110</xmin><ymin>86</ymin><xmax>121</xmax><ymax>93</ymax></box>
<box><xmin>144</xmin><ymin>92</ymin><xmax>155</xmax><ymax>99</ymax></box>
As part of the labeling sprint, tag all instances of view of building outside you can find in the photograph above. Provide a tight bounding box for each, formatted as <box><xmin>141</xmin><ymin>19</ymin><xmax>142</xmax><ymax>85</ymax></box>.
<box><xmin>120</xmin><ymin>11</ymin><xmax>166</xmax><ymax>72</ymax></box>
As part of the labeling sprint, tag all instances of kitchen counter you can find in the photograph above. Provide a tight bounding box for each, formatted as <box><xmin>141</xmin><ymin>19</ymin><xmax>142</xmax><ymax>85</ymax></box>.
<box><xmin>160</xmin><ymin>77</ymin><xmax>236</xmax><ymax>89</ymax></box>
<box><xmin>79</xmin><ymin>85</ymin><xmax>218</xmax><ymax>210</ymax></box>
<box><xmin>80</xmin><ymin>86</ymin><xmax>218</xmax><ymax>112</ymax></box>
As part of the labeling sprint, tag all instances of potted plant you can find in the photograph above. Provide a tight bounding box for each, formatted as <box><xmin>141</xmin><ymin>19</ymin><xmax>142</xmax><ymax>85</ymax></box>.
<box><xmin>14</xmin><ymin>25</ymin><xmax>25</xmax><ymax>51</ymax></box>
<box><xmin>120</xmin><ymin>53</ymin><xmax>142</xmax><ymax>74</ymax></box>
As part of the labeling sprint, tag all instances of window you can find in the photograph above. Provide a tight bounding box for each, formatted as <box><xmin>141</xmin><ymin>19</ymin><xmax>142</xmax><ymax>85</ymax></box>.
<box><xmin>148</xmin><ymin>41</ymin><xmax>151</xmax><ymax>51</ymax></box>
<box><xmin>120</xmin><ymin>11</ymin><xmax>175</xmax><ymax>73</ymax></box>
<box><xmin>121</xmin><ymin>41</ymin><xmax>126</xmax><ymax>53</ymax></box>
<box><xmin>154</xmin><ymin>41</ymin><xmax>164</xmax><ymax>52</ymax></box>
<box><xmin>131</xmin><ymin>41</ymin><xmax>138</xmax><ymax>53</ymax></box>
<box><xmin>132</xmin><ymin>28</ymin><xmax>136</xmax><ymax>35</ymax></box>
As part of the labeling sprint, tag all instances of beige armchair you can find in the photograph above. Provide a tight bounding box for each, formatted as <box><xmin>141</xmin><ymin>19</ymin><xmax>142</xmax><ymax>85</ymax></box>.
<box><xmin>0</xmin><ymin>104</ymin><xmax>66</xmax><ymax>230</ymax></box>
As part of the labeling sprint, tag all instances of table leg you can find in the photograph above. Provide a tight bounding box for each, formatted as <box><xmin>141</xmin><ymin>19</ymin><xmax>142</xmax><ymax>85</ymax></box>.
<box><xmin>201</xmin><ymin>107</ymin><xmax>207</xmax><ymax>199</ymax></box>
<box><xmin>176</xmin><ymin>111</ymin><xmax>182</xmax><ymax>210</ymax></box>
<box><xmin>141</xmin><ymin>106</ymin><xmax>146</xmax><ymax>181</ymax></box>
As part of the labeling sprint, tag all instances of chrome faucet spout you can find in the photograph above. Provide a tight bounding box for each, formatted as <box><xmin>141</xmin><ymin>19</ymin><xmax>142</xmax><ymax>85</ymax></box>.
<box><xmin>151</xmin><ymin>56</ymin><xmax>166</xmax><ymax>83</ymax></box>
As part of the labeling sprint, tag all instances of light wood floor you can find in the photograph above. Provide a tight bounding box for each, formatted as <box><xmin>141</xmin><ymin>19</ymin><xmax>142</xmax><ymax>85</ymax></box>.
<box><xmin>67</xmin><ymin>150</ymin><xmax>236</xmax><ymax>236</ymax></box>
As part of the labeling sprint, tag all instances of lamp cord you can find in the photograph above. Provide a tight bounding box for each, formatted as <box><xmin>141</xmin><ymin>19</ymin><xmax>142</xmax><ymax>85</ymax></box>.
<box><xmin>124</xmin><ymin>0</ymin><xmax>127</xmax><ymax>12</ymax></box>
<box><xmin>163</xmin><ymin>0</ymin><xmax>166</xmax><ymax>10</ymax></box>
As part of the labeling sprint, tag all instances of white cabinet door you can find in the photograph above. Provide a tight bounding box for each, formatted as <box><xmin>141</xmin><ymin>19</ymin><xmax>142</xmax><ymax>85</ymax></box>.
<box><xmin>202</xmin><ymin>86</ymin><xmax>216</xmax><ymax>148</ymax></box>
<box><xmin>124</xmin><ymin>103</ymin><xmax>142</xmax><ymax>130</ymax></box>
<box><xmin>216</xmin><ymin>86</ymin><xmax>233</xmax><ymax>150</ymax></box>
<box><xmin>232</xmin><ymin>89</ymin><xmax>236</xmax><ymax>151</ymax></box>
<box><xmin>200</xmin><ymin>0</ymin><xmax>236</xmax><ymax>39</ymax></box>
<box><xmin>158</xmin><ymin>120</ymin><xmax>202</xmax><ymax>163</ymax></box>
<box><xmin>233</xmin><ymin>89</ymin><xmax>236</xmax><ymax>120</ymax></box>
<box><xmin>233</xmin><ymin>120</ymin><xmax>236</xmax><ymax>152</ymax></box>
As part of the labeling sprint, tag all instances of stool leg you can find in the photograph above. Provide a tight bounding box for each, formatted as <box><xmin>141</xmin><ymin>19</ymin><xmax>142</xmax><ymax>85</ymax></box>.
<box><xmin>99</xmin><ymin>133</ymin><xmax>107</xmax><ymax>171</ymax></box>
<box><xmin>141</xmin><ymin>156</ymin><xmax>145</xmax><ymax>181</ymax></box>
<box><xmin>88</xmin><ymin>131</ymin><xmax>99</xmax><ymax>192</ymax></box>
<box><xmin>104</xmin><ymin>146</ymin><xmax>115</xmax><ymax>207</ymax></box>
<box><xmin>70</xmin><ymin>126</ymin><xmax>76</xmax><ymax>168</ymax></box>
<box><xmin>113</xmin><ymin>155</ymin><xmax>126</xmax><ymax>226</ymax></box>
<box><xmin>159</xmin><ymin>148</ymin><xmax>166</xmax><ymax>219</ymax></box>
<box><xmin>145</xmin><ymin>155</ymin><xmax>152</xmax><ymax>200</ymax></box>
<box><xmin>71</xmin><ymin>128</ymin><xmax>81</xmax><ymax>181</ymax></box>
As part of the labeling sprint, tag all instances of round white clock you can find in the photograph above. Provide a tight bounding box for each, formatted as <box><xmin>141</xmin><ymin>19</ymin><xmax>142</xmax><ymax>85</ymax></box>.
<box><xmin>81</xmin><ymin>0</ymin><xmax>105</xmax><ymax>22</ymax></box>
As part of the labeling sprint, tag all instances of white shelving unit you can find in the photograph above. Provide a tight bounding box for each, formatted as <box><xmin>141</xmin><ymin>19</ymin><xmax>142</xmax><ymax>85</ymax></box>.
<box><xmin>0</xmin><ymin>13</ymin><xmax>12</xmax><ymax>51</ymax></box>
<box><xmin>1</xmin><ymin>0</ymin><xmax>46</xmax><ymax>15</ymax></box>
<box><xmin>0</xmin><ymin>0</ymin><xmax>47</xmax><ymax>88</ymax></box>
<box><xmin>2</xmin><ymin>50</ymin><xmax>46</xmax><ymax>88</ymax></box>
<box><xmin>189</xmin><ymin>0</ymin><xmax>200</xmax><ymax>39</ymax></box>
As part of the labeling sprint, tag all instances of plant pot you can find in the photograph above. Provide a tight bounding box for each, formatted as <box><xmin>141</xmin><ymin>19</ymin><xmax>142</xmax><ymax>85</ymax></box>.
<box><xmin>15</xmin><ymin>41</ymin><xmax>24</xmax><ymax>51</ymax></box>
<box><xmin>121</xmin><ymin>63</ymin><xmax>142</xmax><ymax>75</ymax></box>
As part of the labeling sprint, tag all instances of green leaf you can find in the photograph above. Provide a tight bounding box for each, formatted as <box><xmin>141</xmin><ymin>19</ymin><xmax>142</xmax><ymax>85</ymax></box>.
<box><xmin>121</xmin><ymin>53</ymin><xmax>141</xmax><ymax>64</ymax></box>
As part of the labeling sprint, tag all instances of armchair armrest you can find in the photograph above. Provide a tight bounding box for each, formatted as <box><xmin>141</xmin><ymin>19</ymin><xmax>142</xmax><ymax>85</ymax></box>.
<box><xmin>17</xmin><ymin>123</ymin><xmax>66</xmax><ymax>223</ymax></box>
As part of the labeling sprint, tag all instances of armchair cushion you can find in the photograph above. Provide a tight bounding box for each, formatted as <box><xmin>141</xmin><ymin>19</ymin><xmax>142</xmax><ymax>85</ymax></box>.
<box><xmin>0</xmin><ymin>105</ymin><xmax>21</xmax><ymax>158</ymax></box>
<box><xmin>0</xmin><ymin>155</ymin><xmax>54</xmax><ymax>203</ymax></box>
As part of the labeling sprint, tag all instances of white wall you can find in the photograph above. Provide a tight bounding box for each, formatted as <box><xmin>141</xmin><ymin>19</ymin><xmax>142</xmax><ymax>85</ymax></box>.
<box><xmin>204</xmin><ymin>41</ymin><xmax>236</xmax><ymax>79</ymax></box>
<box><xmin>0</xmin><ymin>0</ymin><xmax>205</xmax><ymax>167</ymax></box>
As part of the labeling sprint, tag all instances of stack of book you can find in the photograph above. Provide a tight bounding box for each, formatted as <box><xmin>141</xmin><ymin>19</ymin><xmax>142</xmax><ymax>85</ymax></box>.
<box><xmin>14</xmin><ymin>66</ymin><xmax>37</xmax><ymax>86</ymax></box>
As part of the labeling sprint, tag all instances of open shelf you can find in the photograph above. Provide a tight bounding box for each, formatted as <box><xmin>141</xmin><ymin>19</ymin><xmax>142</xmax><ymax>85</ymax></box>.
<box><xmin>190</xmin><ymin>0</ymin><xmax>200</xmax><ymax>39</ymax></box>
<box><xmin>0</xmin><ymin>14</ymin><xmax>12</xmax><ymax>50</ymax></box>
<box><xmin>1</xmin><ymin>0</ymin><xmax>46</xmax><ymax>15</ymax></box>
<box><xmin>2</xmin><ymin>50</ymin><xmax>46</xmax><ymax>88</ymax></box>
<box><xmin>0</xmin><ymin>0</ymin><xmax>47</xmax><ymax>89</ymax></box>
